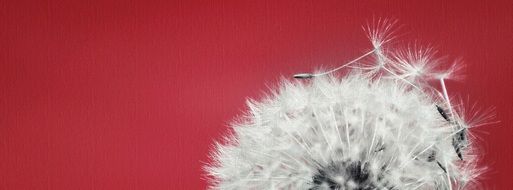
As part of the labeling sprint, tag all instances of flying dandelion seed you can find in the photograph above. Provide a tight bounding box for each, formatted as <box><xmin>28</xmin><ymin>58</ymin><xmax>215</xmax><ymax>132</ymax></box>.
<box><xmin>204</xmin><ymin>19</ymin><xmax>490</xmax><ymax>190</ymax></box>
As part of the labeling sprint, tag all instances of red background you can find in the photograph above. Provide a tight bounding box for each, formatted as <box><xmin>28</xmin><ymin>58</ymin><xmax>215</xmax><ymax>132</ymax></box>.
<box><xmin>1</xmin><ymin>0</ymin><xmax>512</xmax><ymax>189</ymax></box>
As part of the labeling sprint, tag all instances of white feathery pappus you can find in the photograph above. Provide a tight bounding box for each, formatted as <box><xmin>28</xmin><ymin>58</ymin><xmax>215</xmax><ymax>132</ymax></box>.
<box><xmin>204</xmin><ymin>19</ymin><xmax>493</xmax><ymax>190</ymax></box>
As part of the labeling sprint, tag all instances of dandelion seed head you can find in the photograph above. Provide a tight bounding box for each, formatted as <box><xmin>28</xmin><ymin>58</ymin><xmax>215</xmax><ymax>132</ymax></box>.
<box><xmin>204</xmin><ymin>21</ymin><xmax>490</xmax><ymax>190</ymax></box>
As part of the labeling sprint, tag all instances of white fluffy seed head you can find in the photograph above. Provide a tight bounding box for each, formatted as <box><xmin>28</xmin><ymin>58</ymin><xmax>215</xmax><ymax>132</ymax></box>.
<box><xmin>204</xmin><ymin>22</ymin><xmax>488</xmax><ymax>190</ymax></box>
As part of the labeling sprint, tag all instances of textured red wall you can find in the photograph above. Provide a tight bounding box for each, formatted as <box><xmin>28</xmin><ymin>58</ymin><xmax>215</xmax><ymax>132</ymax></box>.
<box><xmin>1</xmin><ymin>0</ymin><xmax>512</xmax><ymax>189</ymax></box>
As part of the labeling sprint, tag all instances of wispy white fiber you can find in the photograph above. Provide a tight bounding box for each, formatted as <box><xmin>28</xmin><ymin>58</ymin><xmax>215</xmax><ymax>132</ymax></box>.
<box><xmin>205</xmin><ymin>20</ymin><xmax>490</xmax><ymax>190</ymax></box>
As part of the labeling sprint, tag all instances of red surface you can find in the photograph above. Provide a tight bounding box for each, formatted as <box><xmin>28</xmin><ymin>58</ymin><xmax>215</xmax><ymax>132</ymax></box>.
<box><xmin>1</xmin><ymin>0</ymin><xmax>512</xmax><ymax>189</ymax></box>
